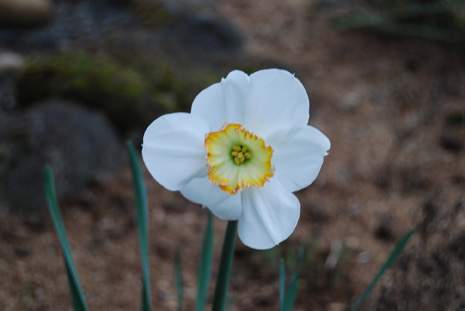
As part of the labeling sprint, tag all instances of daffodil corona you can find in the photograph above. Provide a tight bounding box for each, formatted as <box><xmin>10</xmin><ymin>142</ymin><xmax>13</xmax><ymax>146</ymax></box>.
<box><xmin>206</xmin><ymin>123</ymin><xmax>273</xmax><ymax>195</ymax></box>
<box><xmin>142</xmin><ymin>69</ymin><xmax>330</xmax><ymax>249</ymax></box>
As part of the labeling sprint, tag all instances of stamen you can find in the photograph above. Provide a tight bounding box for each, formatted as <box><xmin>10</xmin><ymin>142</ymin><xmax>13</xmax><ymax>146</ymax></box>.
<box><xmin>231</xmin><ymin>144</ymin><xmax>250</xmax><ymax>165</ymax></box>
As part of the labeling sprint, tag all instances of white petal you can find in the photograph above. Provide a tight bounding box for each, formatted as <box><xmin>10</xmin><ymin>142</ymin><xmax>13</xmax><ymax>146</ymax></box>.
<box><xmin>180</xmin><ymin>177</ymin><xmax>242</xmax><ymax>220</ymax></box>
<box><xmin>191</xmin><ymin>70</ymin><xmax>249</xmax><ymax>131</ymax></box>
<box><xmin>142</xmin><ymin>112</ymin><xmax>209</xmax><ymax>191</ymax></box>
<box><xmin>225</xmin><ymin>70</ymin><xmax>250</xmax><ymax>93</ymax></box>
<box><xmin>238</xmin><ymin>178</ymin><xmax>300</xmax><ymax>250</ymax></box>
<box><xmin>271</xmin><ymin>125</ymin><xmax>330</xmax><ymax>192</ymax></box>
<box><xmin>244</xmin><ymin>69</ymin><xmax>309</xmax><ymax>138</ymax></box>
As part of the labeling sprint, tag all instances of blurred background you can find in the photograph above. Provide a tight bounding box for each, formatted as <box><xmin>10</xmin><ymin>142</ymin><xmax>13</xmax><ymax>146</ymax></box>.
<box><xmin>0</xmin><ymin>0</ymin><xmax>464</xmax><ymax>310</ymax></box>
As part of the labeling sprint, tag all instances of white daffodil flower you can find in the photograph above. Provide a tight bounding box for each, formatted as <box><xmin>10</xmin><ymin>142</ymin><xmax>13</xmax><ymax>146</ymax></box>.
<box><xmin>142</xmin><ymin>69</ymin><xmax>330</xmax><ymax>250</ymax></box>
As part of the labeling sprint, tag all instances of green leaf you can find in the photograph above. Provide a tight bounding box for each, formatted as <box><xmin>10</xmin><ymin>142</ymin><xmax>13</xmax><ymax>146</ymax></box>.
<box><xmin>282</xmin><ymin>248</ymin><xmax>305</xmax><ymax>311</ymax></box>
<box><xmin>279</xmin><ymin>258</ymin><xmax>286</xmax><ymax>311</ymax></box>
<box><xmin>283</xmin><ymin>272</ymin><xmax>299</xmax><ymax>311</ymax></box>
<box><xmin>43</xmin><ymin>166</ymin><xmax>88</xmax><ymax>311</ymax></box>
<box><xmin>212</xmin><ymin>221</ymin><xmax>238</xmax><ymax>311</ymax></box>
<box><xmin>196</xmin><ymin>212</ymin><xmax>214</xmax><ymax>311</ymax></box>
<box><xmin>175</xmin><ymin>250</ymin><xmax>184</xmax><ymax>311</ymax></box>
<box><xmin>351</xmin><ymin>229</ymin><xmax>416</xmax><ymax>311</ymax></box>
<box><xmin>127</xmin><ymin>142</ymin><xmax>153</xmax><ymax>311</ymax></box>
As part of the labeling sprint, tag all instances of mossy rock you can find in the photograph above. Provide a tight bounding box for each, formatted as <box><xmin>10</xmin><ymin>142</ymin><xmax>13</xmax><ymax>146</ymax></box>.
<box><xmin>131</xmin><ymin>0</ymin><xmax>176</xmax><ymax>28</ymax></box>
<box><xmin>333</xmin><ymin>0</ymin><xmax>465</xmax><ymax>44</ymax></box>
<box><xmin>0</xmin><ymin>101</ymin><xmax>124</xmax><ymax>217</ymax></box>
<box><xmin>16</xmin><ymin>51</ymin><xmax>218</xmax><ymax>132</ymax></box>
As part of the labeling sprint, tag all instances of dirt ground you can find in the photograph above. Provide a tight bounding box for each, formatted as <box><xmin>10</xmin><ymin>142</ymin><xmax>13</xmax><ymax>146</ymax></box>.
<box><xmin>1</xmin><ymin>0</ymin><xmax>464</xmax><ymax>310</ymax></box>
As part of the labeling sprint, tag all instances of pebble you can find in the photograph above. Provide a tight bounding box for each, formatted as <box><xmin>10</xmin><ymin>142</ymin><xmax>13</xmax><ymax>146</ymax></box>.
<box><xmin>0</xmin><ymin>0</ymin><xmax>52</xmax><ymax>26</ymax></box>
<box><xmin>0</xmin><ymin>51</ymin><xmax>24</xmax><ymax>73</ymax></box>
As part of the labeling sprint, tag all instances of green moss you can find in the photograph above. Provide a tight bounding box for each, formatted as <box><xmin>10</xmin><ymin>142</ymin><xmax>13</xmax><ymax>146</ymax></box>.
<box><xmin>18</xmin><ymin>52</ymin><xmax>149</xmax><ymax>131</ymax></box>
<box><xmin>131</xmin><ymin>0</ymin><xmax>176</xmax><ymax>28</ymax></box>
<box><xmin>332</xmin><ymin>0</ymin><xmax>465</xmax><ymax>44</ymax></box>
<box><xmin>17</xmin><ymin>52</ymin><xmax>218</xmax><ymax>132</ymax></box>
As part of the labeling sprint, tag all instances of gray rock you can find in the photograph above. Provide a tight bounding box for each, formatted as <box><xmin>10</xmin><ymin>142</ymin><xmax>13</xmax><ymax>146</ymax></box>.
<box><xmin>0</xmin><ymin>75</ymin><xmax>17</xmax><ymax>110</ymax></box>
<box><xmin>0</xmin><ymin>51</ymin><xmax>24</xmax><ymax>111</ymax></box>
<box><xmin>0</xmin><ymin>51</ymin><xmax>25</xmax><ymax>74</ymax></box>
<box><xmin>0</xmin><ymin>100</ymin><xmax>124</xmax><ymax>216</ymax></box>
<box><xmin>156</xmin><ymin>0</ymin><xmax>243</xmax><ymax>56</ymax></box>
<box><xmin>0</xmin><ymin>0</ymin><xmax>52</xmax><ymax>27</ymax></box>
<box><xmin>158</xmin><ymin>0</ymin><xmax>216</xmax><ymax>16</ymax></box>
<box><xmin>0</xmin><ymin>0</ymin><xmax>243</xmax><ymax>62</ymax></box>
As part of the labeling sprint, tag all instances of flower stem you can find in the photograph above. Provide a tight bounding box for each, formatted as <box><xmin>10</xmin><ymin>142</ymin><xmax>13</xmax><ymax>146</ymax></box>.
<box><xmin>212</xmin><ymin>221</ymin><xmax>238</xmax><ymax>311</ymax></box>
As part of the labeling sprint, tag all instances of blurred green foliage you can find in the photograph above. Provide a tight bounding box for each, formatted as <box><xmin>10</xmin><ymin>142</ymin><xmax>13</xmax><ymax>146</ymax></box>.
<box><xmin>351</xmin><ymin>229</ymin><xmax>416</xmax><ymax>310</ymax></box>
<box><xmin>127</xmin><ymin>143</ymin><xmax>153</xmax><ymax>311</ymax></box>
<box><xmin>196</xmin><ymin>212</ymin><xmax>214</xmax><ymax>311</ymax></box>
<box><xmin>131</xmin><ymin>0</ymin><xmax>176</xmax><ymax>28</ymax></box>
<box><xmin>333</xmin><ymin>0</ymin><xmax>465</xmax><ymax>44</ymax></box>
<box><xmin>43</xmin><ymin>167</ymin><xmax>88</xmax><ymax>311</ymax></box>
<box><xmin>16</xmin><ymin>52</ymin><xmax>218</xmax><ymax>132</ymax></box>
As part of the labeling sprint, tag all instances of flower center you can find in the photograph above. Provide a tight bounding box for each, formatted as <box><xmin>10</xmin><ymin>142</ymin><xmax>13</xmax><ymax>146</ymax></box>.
<box><xmin>205</xmin><ymin>124</ymin><xmax>273</xmax><ymax>194</ymax></box>
<box><xmin>231</xmin><ymin>144</ymin><xmax>251</xmax><ymax>165</ymax></box>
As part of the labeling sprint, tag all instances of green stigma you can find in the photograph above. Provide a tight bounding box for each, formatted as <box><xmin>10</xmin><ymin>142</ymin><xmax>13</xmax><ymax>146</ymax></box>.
<box><xmin>231</xmin><ymin>144</ymin><xmax>252</xmax><ymax>165</ymax></box>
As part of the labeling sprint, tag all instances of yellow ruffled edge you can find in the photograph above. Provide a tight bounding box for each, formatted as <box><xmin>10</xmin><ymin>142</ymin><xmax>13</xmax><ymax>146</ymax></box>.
<box><xmin>205</xmin><ymin>123</ymin><xmax>273</xmax><ymax>194</ymax></box>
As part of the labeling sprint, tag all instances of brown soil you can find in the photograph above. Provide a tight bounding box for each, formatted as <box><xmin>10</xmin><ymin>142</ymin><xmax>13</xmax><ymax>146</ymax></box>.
<box><xmin>1</xmin><ymin>0</ymin><xmax>464</xmax><ymax>310</ymax></box>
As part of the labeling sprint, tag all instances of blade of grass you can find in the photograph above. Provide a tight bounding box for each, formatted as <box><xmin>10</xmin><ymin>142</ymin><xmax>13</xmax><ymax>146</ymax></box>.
<box><xmin>279</xmin><ymin>258</ymin><xmax>286</xmax><ymax>311</ymax></box>
<box><xmin>175</xmin><ymin>250</ymin><xmax>184</xmax><ymax>311</ymax></box>
<box><xmin>351</xmin><ymin>229</ymin><xmax>416</xmax><ymax>311</ymax></box>
<box><xmin>43</xmin><ymin>166</ymin><xmax>88</xmax><ymax>311</ymax></box>
<box><xmin>283</xmin><ymin>272</ymin><xmax>300</xmax><ymax>311</ymax></box>
<box><xmin>212</xmin><ymin>220</ymin><xmax>238</xmax><ymax>311</ymax></box>
<box><xmin>128</xmin><ymin>142</ymin><xmax>152</xmax><ymax>311</ymax></box>
<box><xmin>196</xmin><ymin>212</ymin><xmax>214</xmax><ymax>311</ymax></box>
<box><xmin>282</xmin><ymin>248</ymin><xmax>305</xmax><ymax>311</ymax></box>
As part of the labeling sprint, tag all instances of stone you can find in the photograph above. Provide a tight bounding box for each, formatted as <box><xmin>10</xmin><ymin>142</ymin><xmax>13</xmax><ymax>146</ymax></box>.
<box><xmin>0</xmin><ymin>76</ymin><xmax>17</xmax><ymax>111</ymax></box>
<box><xmin>0</xmin><ymin>51</ymin><xmax>24</xmax><ymax>111</ymax></box>
<box><xmin>0</xmin><ymin>100</ymin><xmax>124</xmax><ymax>217</ymax></box>
<box><xmin>0</xmin><ymin>0</ymin><xmax>243</xmax><ymax>63</ymax></box>
<box><xmin>16</xmin><ymin>52</ymin><xmax>218</xmax><ymax>132</ymax></box>
<box><xmin>0</xmin><ymin>51</ymin><xmax>24</xmax><ymax>74</ymax></box>
<box><xmin>0</xmin><ymin>0</ymin><xmax>52</xmax><ymax>27</ymax></box>
<box><xmin>156</xmin><ymin>0</ymin><xmax>243</xmax><ymax>57</ymax></box>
